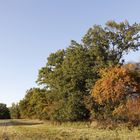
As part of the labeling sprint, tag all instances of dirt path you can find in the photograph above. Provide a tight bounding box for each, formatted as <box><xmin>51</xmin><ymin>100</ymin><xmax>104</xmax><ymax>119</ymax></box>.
<box><xmin>1</xmin><ymin>120</ymin><xmax>12</xmax><ymax>140</ymax></box>
<box><xmin>0</xmin><ymin>119</ymin><xmax>43</xmax><ymax>140</ymax></box>
<box><xmin>1</xmin><ymin>122</ymin><xmax>7</xmax><ymax>140</ymax></box>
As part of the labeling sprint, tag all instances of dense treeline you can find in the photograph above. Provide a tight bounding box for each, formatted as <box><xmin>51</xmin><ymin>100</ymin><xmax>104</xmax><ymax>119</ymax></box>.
<box><xmin>10</xmin><ymin>21</ymin><xmax>140</xmax><ymax>124</ymax></box>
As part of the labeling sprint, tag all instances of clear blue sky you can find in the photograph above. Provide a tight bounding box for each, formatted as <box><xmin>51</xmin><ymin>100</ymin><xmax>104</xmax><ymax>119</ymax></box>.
<box><xmin>0</xmin><ymin>0</ymin><xmax>140</xmax><ymax>106</ymax></box>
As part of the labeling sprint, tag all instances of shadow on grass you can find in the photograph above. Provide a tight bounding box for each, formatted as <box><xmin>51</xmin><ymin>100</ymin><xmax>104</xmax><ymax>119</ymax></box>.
<box><xmin>0</xmin><ymin>120</ymin><xmax>43</xmax><ymax>126</ymax></box>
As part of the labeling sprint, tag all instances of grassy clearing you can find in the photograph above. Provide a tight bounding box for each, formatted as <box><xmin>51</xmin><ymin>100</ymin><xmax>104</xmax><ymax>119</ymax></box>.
<box><xmin>0</xmin><ymin>119</ymin><xmax>140</xmax><ymax>140</ymax></box>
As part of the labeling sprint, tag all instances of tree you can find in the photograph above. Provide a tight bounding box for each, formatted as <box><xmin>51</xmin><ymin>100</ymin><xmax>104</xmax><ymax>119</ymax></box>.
<box><xmin>19</xmin><ymin>88</ymin><xmax>53</xmax><ymax>120</ymax></box>
<box><xmin>37</xmin><ymin>43</ymin><xmax>95</xmax><ymax>121</ymax></box>
<box><xmin>92</xmin><ymin>64</ymin><xmax>140</xmax><ymax>121</ymax></box>
<box><xmin>36</xmin><ymin>21</ymin><xmax>140</xmax><ymax>121</ymax></box>
<box><xmin>10</xmin><ymin>103</ymin><xmax>20</xmax><ymax>119</ymax></box>
<box><xmin>0</xmin><ymin>103</ymin><xmax>10</xmax><ymax>119</ymax></box>
<box><xmin>83</xmin><ymin>20</ymin><xmax>140</xmax><ymax>65</ymax></box>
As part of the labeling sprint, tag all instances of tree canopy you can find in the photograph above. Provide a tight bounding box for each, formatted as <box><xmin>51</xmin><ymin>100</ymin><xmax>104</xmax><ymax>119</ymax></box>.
<box><xmin>16</xmin><ymin>20</ymin><xmax>140</xmax><ymax>122</ymax></box>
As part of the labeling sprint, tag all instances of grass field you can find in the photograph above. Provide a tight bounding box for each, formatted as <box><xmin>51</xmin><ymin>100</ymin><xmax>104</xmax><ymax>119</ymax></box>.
<box><xmin>0</xmin><ymin>119</ymin><xmax>140</xmax><ymax>140</ymax></box>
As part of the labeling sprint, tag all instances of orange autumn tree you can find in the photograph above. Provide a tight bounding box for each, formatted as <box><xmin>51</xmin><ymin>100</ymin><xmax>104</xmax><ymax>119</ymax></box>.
<box><xmin>92</xmin><ymin>64</ymin><xmax>140</xmax><ymax>121</ymax></box>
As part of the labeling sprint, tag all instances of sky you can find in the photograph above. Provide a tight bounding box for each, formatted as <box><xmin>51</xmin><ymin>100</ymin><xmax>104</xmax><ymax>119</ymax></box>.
<box><xmin>0</xmin><ymin>0</ymin><xmax>140</xmax><ymax>106</ymax></box>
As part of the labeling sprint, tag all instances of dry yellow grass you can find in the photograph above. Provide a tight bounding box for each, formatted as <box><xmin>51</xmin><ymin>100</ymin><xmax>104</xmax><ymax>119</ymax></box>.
<box><xmin>0</xmin><ymin>119</ymin><xmax>140</xmax><ymax>140</ymax></box>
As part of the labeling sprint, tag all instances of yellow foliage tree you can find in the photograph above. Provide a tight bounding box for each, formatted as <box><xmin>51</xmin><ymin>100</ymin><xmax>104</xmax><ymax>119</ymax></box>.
<box><xmin>92</xmin><ymin>64</ymin><xmax>140</xmax><ymax>121</ymax></box>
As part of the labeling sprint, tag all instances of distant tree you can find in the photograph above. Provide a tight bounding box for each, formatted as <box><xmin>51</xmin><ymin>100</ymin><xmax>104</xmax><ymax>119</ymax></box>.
<box><xmin>19</xmin><ymin>88</ymin><xmax>38</xmax><ymax>119</ymax></box>
<box><xmin>0</xmin><ymin>103</ymin><xmax>10</xmax><ymax>119</ymax></box>
<box><xmin>10</xmin><ymin>103</ymin><xmax>20</xmax><ymax>119</ymax></box>
<box><xmin>19</xmin><ymin>88</ymin><xmax>49</xmax><ymax>119</ymax></box>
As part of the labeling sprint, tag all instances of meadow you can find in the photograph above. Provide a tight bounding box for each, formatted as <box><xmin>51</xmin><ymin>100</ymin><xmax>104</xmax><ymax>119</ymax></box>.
<box><xmin>0</xmin><ymin>119</ymin><xmax>140</xmax><ymax>140</ymax></box>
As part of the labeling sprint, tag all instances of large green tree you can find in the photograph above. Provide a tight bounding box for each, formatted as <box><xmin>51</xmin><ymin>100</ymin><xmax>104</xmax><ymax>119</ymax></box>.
<box><xmin>36</xmin><ymin>21</ymin><xmax>140</xmax><ymax>121</ymax></box>
<box><xmin>83</xmin><ymin>20</ymin><xmax>140</xmax><ymax>65</ymax></box>
<box><xmin>17</xmin><ymin>21</ymin><xmax>140</xmax><ymax>121</ymax></box>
